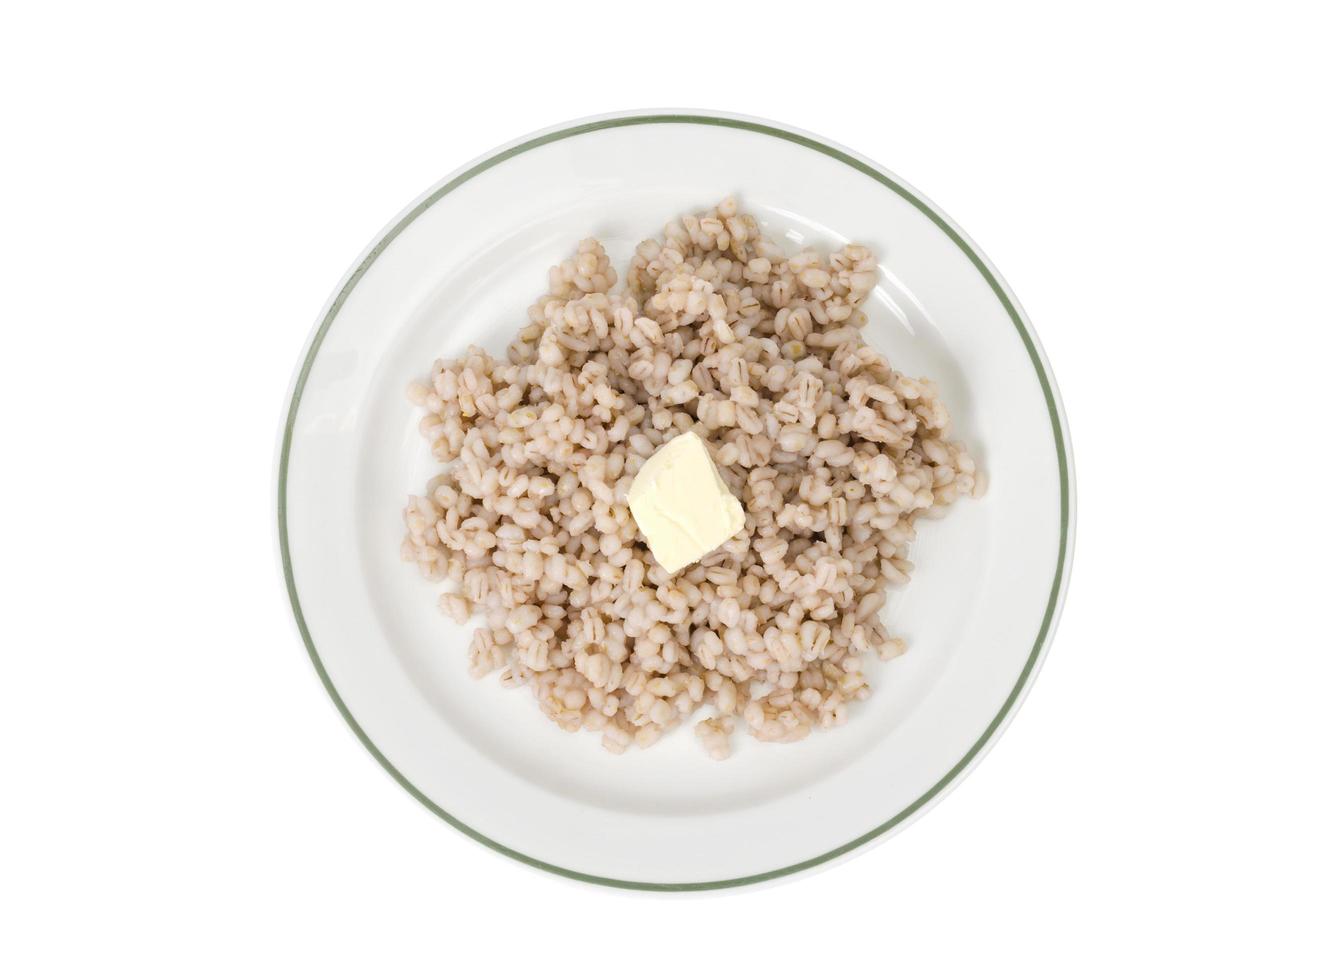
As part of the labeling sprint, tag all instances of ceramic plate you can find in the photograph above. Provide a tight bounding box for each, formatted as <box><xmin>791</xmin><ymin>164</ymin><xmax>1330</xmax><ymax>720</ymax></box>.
<box><xmin>277</xmin><ymin>111</ymin><xmax>1075</xmax><ymax>891</ymax></box>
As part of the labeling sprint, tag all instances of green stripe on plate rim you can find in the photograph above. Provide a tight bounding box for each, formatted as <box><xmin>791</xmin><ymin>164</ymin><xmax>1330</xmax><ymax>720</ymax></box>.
<box><xmin>278</xmin><ymin>113</ymin><xmax>1072</xmax><ymax>892</ymax></box>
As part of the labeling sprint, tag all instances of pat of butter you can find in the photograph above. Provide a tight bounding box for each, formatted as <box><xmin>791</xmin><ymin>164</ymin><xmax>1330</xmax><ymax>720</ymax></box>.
<box><xmin>629</xmin><ymin>431</ymin><xmax>745</xmax><ymax>574</ymax></box>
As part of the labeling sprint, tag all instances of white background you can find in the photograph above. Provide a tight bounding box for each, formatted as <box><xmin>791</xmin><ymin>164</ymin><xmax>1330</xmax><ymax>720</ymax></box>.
<box><xmin>3</xmin><ymin>2</ymin><xmax>1341</xmax><ymax>977</ymax></box>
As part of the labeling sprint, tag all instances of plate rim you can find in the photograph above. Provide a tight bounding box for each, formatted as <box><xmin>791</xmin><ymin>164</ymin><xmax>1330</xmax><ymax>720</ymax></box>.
<box><xmin>275</xmin><ymin>109</ymin><xmax>1076</xmax><ymax>892</ymax></box>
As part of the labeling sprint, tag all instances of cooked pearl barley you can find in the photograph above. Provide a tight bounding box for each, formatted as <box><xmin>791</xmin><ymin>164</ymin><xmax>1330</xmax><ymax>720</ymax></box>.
<box><xmin>400</xmin><ymin>198</ymin><xmax>977</xmax><ymax>758</ymax></box>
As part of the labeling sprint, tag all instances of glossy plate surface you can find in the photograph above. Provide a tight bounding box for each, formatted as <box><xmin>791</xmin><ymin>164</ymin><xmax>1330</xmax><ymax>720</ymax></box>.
<box><xmin>278</xmin><ymin>112</ymin><xmax>1074</xmax><ymax>890</ymax></box>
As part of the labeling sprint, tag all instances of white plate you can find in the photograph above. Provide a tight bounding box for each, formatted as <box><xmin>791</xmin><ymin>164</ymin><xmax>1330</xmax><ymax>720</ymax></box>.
<box><xmin>277</xmin><ymin>111</ymin><xmax>1075</xmax><ymax>891</ymax></box>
